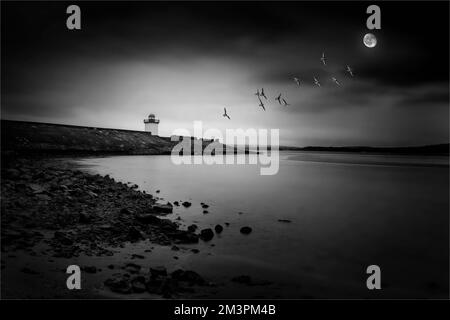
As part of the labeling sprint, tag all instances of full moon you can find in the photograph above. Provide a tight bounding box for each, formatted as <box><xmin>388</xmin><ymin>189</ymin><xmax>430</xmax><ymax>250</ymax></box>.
<box><xmin>363</xmin><ymin>33</ymin><xmax>377</xmax><ymax>48</ymax></box>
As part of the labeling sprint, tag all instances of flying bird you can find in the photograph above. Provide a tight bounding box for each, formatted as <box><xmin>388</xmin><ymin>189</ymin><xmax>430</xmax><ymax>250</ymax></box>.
<box><xmin>275</xmin><ymin>93</ymin><xmax>282</xmax><ymax>105</ymax></box>
<box><xmin>314</xmin><ymin>77</ymin><xmax>321</xmax><ymax>87</ymax></box>
<box><xmin>331</xmin><ymin>77</ymin><xmax>340</xmax><ymax>86</ymax></box>
<box><xmin>260</xmin><ymin>88</ymin><xmax>268</xmax><ymax>100</ymax></box>
<box><xmin>346</xmin><ymin>65</ymin><xmax>354</xmax><ymax>77</ymax></box>
<box><xmin>223</xmin><ymin>108</ymin><xmax>231</xmax><ymax>119</ymax></box>
<box><xmin>320</xmin><ymin>52</ymin><xmax>327</xmax><ymax>66</ymax></box>
<box><xmin>258</xmin><ymin>97</ymin><xmax>266</xmax><ymax>111</ymax></box>
<box><xmin>282</xmin><ymin>98</ymin><xmax>290</xmax><ymax>106</ymax></box>
<box><xmin>293</xmin><ymin>77</ymin><xmax>301</xmax><ymax>86</ymax></box>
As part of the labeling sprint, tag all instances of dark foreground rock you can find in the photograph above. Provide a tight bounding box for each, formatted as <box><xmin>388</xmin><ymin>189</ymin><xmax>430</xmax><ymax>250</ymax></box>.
<box><xmin>1</xmin><ymin>158</ymin><xmax>199</xmax><ymax>263</ymax></box>
<box><xmin>104</xmin><ymin>264</ymin><xmax>207</xmax><ymax>298</ymax></box>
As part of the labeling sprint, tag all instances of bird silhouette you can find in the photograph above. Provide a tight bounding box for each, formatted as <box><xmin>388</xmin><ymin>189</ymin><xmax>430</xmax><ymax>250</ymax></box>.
<box><xmin>314</xmin><ymin>77</ymin><xmax>321</xmax><ymax>87</ymax></box>
<box><xmin>275</xmin><ymin>93</ymin><xmax>282</xmax><ymax>105</ymax></box>
<box><xmin>260</xmin><ymin>88</ymin><xmax>268</xmax><ymax>100</ymax></box>
<box><xmin>331</xmin><ymin>77</ymin><xmax>340</xmax><ymax>86</ymax></box>
<box><xmin>293</xmin><ymin>77</ymin><xmax>301</xmax><ymax>86</ymax></box>
<box><xmin>223</xmin><ymin>107</ymin><xmax>231</xmax><ymax>119</ymax></box>
<box><xmin>346</xmin><ymin>65</ymin><xmax>354</xmax><ymax>77</ymax></box>
<box><xmin>258</xmin><ymin>97</ymin><xmax>266</xmax><ymax>111</ymax></box>
<box><xmin>282</xmin><ymin>98</ymin><xmax>290</xmax><ymax>106</ymax></box>
<box><xmin>320</xmin><ymin>52</ymin><xmax>327</xmax><ymax>66</ymax></box>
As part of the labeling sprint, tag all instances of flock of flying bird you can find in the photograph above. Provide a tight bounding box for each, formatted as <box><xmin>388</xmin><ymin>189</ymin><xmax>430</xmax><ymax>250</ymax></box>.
<box><xmin>222</xmin><ymin>52</ymin><xmax>354</xmax><ymax>120</ymax></box>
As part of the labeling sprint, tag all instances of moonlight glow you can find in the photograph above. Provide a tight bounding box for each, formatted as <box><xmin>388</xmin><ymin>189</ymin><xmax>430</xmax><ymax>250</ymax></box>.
<box><xmin>363</xmin><ymin>33</ymin><xmax>377</xmax><ymax>48</ymax></box>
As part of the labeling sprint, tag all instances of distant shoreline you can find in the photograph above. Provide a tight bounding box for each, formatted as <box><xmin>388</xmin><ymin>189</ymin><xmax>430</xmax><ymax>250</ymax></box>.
<box><xmin>1</xmin><ymin>119</ymin><xmax>448</xmax><ymax>157</ymax></box>
<box><xmin>277</xmin><ymin>144</ymin><xmax>450</xmax><ymax>156</ymax></box>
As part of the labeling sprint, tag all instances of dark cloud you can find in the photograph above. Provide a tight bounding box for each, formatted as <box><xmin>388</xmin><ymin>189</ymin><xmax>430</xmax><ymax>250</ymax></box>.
<box><xmin>1</xmin><ymin>1</ymin><xmax>448</xmax><ymax>146</ymax></box>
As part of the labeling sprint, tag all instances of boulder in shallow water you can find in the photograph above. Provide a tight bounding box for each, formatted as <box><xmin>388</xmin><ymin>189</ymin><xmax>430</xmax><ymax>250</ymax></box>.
<box><xmin>182</xmin><ymin>201</ymin><xmax>191</xmax><ymax>208</ymax></box>
<box><xmin>214</xmin><ymin>224</ymin><xmax>223</xmax><ymax>234</ymax></box>
<box><xmin>200</xmin><ymin>228</ymin><xmax>214</xmax><ymax>241</ymax></box>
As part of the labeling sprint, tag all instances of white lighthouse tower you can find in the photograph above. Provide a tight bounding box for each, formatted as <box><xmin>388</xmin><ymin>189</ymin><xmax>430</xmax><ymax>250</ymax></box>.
<box><xmin>143</xmin><ymin>114</ymin><xmax>160</xmax><ymax>135</ymax></box>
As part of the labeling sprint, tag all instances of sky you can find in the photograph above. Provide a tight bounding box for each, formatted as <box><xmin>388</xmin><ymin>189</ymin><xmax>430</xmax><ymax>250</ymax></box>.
<box><xmin>2</xmin><ymin>1</ymin><xmax>449</xmax><ymax>147</ymax></box>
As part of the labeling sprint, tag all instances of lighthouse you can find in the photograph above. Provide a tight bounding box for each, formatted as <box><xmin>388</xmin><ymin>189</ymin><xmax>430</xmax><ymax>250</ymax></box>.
<box><xmin>143</xmin><ymin>114</ymin><xmax>160</xmax><ymax>135</ymax></box>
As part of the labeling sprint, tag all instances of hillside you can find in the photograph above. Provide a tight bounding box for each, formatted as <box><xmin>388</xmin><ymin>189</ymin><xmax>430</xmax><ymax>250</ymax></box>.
<box><xmin>1</xmin><ymin>120</ymin><xmax>218</xmax><ymax>156</ymax></box>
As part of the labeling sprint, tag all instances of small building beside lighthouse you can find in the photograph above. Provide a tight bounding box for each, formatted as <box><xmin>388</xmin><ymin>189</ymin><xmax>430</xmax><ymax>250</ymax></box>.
<box><xmin>143</xmin><ymin>114</ymin><xmax>160</xmax><ymax>135</ymax></box>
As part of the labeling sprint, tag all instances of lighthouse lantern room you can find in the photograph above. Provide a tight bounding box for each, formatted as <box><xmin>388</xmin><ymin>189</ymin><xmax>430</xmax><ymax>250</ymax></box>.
<box><xmin>143</xmin><ymin>114</ymin><xmax>160</xmax><ymax>135</ymax></box>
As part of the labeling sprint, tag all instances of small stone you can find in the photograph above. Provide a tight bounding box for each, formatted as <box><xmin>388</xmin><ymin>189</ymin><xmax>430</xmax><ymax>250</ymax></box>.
<box><xmin>182</xmin><ymin>201</ymin><xmax>191</xmax><ymax>208</ymax></box>
<box><xmin>82</xmin><ymin>266</ymin><xmax>97</xmax><ymax>273</ymax></box>
<box><xmin>79</xmin><ymin>212</ymin><xmax>91</xmax><ymax>223</ymax></box>
<box><xmin>171</xmin><ymin>269</ymin><xmax>205</xmax><ymax>286</ymax></box>
<box><xmin>120</xmin><ymin>208</ymin><xmax>131</xmax><ymax>215</ymax></box>
<box><xmin>153</xmin><ymin>203</ymin><xmax>173</xmax><ymax>214</ymax></box>
<box><xmin>131</xmin><ymin>276</ymin><xmax>147</xmax><ymax>293</ymax></box>
<box><xmin>200</xmin><ymin>228</ymin><xmax>214</xmax><ymax>241</ymax></box>
<box><xmin>231</xmin><ymin>275</ymin><xmax>252</xmax><ymax>285</ymax></box>
<box><xmin>124</xmin><ymin>263</ymin><xmax>141</xmax><ymax>274</ymax></box>
<box><xmin>150</xmin><ymin>266</ymin><xmax>167</xmax><ymax>278</ymax></box>
<box><xmin>53</xmin><ymin>231</ymin><xmax>73</xmax><ymax>245</ymax></box>
<box><xmin>240</xmin><ymin>226</ymin><xmax>252</xmax><ymax>235</ymax></box>
<box><xmin>104</xmin><ymin>276</ymin><xmax>132</xmax><ymax>294</ymax></box>
<box><xmin>126</xmin><ymin>227</ymin><xmax>144</xmax><ymax>242</ymax></box>
<box><xmin>21</xmin><ymin>267</ymin><xmax>38</xmax><ymax>275</ymax></box>
<box><xmin>135</xmin><ymin>214</ymin><xmax>160</xmax><ymax>225</ymax></box>
<box><xmin>187</xmin><ymin>224</ymin><xmax>198</xmax><ymax>232</ymax></box>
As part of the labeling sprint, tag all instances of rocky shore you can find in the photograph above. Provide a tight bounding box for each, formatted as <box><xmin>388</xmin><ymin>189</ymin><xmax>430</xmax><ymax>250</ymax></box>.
<box><xmin>1</xmin><ymin>157</ymin><xmax>220</xmax><ymax>298</ymax></box>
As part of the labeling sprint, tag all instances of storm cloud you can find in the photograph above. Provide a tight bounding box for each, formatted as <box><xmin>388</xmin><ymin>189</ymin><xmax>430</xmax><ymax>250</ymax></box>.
<box><xmin>1</xmin><ymin>2</ymin><xmax>448</xmax><ymax>147</ymax></box>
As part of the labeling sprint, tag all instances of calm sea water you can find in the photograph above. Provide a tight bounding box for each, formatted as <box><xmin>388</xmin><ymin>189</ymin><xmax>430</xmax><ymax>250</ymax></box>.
<box><xmin>72</xmin><ymin>152</ymin><xmax>449</xmax><ymax>298</ymax></box>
